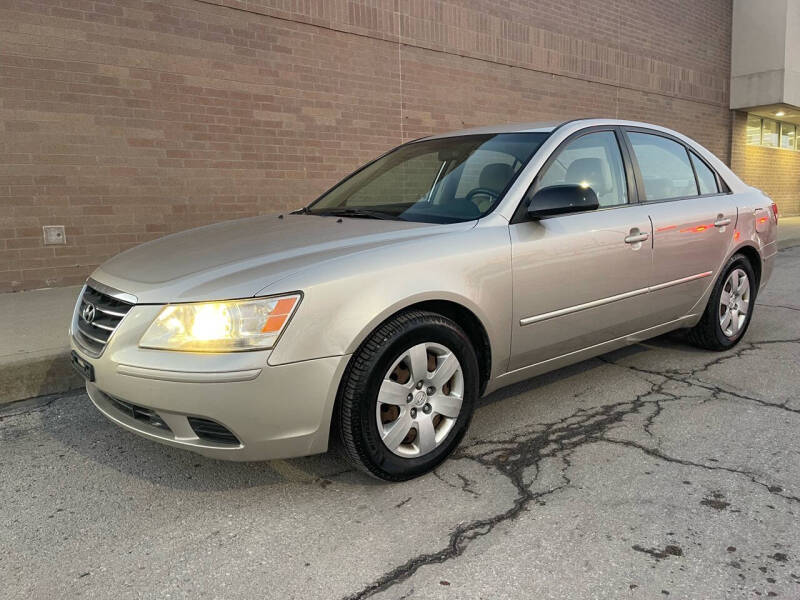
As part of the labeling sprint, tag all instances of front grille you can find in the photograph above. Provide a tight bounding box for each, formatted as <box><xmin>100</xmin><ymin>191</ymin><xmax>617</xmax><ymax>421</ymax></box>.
<box><xmin>107</xmin><ymin>396</ymin><xmax>172</xmax><ymax>433</ymax></box>
<box><xmin>188</xmin><ymin>417</ymin><xmax>240</xmax><ymax>445</ymax></box>
<box><xmin>74</xmin><ymin>285</ymin><xmax>133</xmax><ymax>355</ymax></box>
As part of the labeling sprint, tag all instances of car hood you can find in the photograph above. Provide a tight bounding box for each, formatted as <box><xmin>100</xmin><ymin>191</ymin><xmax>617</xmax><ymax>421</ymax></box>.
<box><xmin>91</xmin><ymin>214</ymin><xmax>475</xmax><ymax>303</ymax></box>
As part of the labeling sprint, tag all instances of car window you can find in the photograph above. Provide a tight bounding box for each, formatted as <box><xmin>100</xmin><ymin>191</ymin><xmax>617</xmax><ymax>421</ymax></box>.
<box><xmin>534</xmin><ymin>131</ymin><xmax>628</xmax><ymax>208</ymax></box>
<box><xmin>454</xmin><ymin>150</ymin><xmax>519</xmax><ymax>212</ymax></box>
<box><xmin>689</xmin><ymin>152</ymin><xmax>719</xmax><ymax>195</ymax></box>
<box><xmin>310</xmin><ymin>133</ymin><xmax>547</xmax><ymax>223</ymax></box>
<box><xmin>628</xmin><ymin>132</ymin><xmax>698</xmax><ymax>201</ymax></box>
<box><xmin>346</xmin><ymin>152</ymin><xmax>440</xmax><ymax>208</ymax></box>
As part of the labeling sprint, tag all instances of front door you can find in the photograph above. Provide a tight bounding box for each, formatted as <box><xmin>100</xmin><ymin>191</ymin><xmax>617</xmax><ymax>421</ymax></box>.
<box><xmin>508</xmin><ymin>129</ymin><xmax>654</xmax><ymax>372</ymax></box>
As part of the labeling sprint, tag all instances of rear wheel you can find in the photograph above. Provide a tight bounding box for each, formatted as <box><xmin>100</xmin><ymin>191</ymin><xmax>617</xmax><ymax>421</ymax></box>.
<box><xmin>687</xmin><ymin>253</ymin><xmax>757</xmax><ymax>351</ymax></box>
<box><xmin>334</xmin><ymin>310</ymin><xmax>479</xmax><ymax>481</ymax></box>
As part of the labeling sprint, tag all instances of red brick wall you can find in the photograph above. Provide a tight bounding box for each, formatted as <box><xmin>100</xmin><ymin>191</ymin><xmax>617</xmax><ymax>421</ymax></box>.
<box><xmin>730</xmin><ymin>111</ymin><xmax>800</xmax><ymax>217</ymax></box>
<box><xmin>1</xmin><ymin>0</ymin><xmax>734</xmax><ymax>292</ymax></box>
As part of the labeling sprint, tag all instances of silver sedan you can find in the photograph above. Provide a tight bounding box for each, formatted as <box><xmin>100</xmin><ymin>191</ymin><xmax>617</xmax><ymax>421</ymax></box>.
<box><xmin>69</xmin><ymin>119</ymin><xmax>779</xmax><ymax>480</ymax></box>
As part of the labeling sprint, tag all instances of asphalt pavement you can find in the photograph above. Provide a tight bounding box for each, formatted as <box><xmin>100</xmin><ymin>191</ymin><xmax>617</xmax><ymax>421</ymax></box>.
<box><xmin>3</xmin><ymin>246</ymin><xmax>800</xmax><ymax>599</ymax></box>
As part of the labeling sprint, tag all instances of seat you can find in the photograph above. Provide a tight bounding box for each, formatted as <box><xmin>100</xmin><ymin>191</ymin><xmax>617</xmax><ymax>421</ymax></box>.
<box><xmin>478</xmin><ymin>162</ymin><xmax>514</xmax><ymax>194</ymax></box>
<box><xmin>564</xmin><ymin>157</ymin><xmax>611</xmax><ymax>195</ymax></box>
<box><xmin>643</xmin><ymin>177</ymin><xmax>674</xmax><ymax>201</ymax></box>
<box><xmin>442</xmin><ymin>162</ymin><xmax>514</xmax><ymax>218</ymax></box>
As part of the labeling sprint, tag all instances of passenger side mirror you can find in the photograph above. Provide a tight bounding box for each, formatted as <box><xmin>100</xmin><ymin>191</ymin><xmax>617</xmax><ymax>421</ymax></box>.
<box><xmin>526</xmin><ymin>184</ymin><xmax>599</xmax><ymax>219</ymax></box>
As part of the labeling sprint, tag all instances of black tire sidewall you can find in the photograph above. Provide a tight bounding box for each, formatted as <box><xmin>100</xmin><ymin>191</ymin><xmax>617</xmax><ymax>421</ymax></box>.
<box><xmin>710</xmin><ymin>255</ymin><xmax>757</xmax><ymax>348</ymax></box>
<box><xmin>349</xmin><ymin>315</ymin><xmax>479</xmax><ymax>480</ymax></box>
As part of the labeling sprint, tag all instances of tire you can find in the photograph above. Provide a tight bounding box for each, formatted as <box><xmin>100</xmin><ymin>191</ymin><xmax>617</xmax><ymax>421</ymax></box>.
<box><xmin>334</xmin><ymin>310</ymin><xmax>480</xmax><ymax>481</ymax></box>
<box><xmin>687</xmin><ymin>253</ymin><xmax>757</xmax><ymax>351</ymax></box>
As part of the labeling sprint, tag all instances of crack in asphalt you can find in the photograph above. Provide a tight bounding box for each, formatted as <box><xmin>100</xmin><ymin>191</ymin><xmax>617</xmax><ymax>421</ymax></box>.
<box><xmin>342</xmin><ymin>337</ymin><xmax>800</xmax><ymax>599</ymax></box>
<box><xmin>598</xmin><ymin>438</ymin><xmax>800</xmax><ymax>505</ymax></box>
<box><xmin>756</xmin><ymin>303</ymin><xmax>800</xmax><ymax>312</ymax></box>
<box><xmin>600</xmin><ymin>337</ymin><xmax>800</xmax><ymax>417</ymax></box>
<box><xmin>342</xmin><ymin>371</ymin><xmax>685</xmax><ymax>598</ymax></box>
<box><xmin>431</xmin><ymin>470</ymin><xmax>480</xmax><ymax>498</ymax></box>
<box><xmin>0</xmin><ymin>389</ymin><xmax>87</xmax><ymax>422</ymax></box>
<box><xmin>0</xmin><ymin>397</ymin><xmax>57</xmax><ymax>422</ymax></box>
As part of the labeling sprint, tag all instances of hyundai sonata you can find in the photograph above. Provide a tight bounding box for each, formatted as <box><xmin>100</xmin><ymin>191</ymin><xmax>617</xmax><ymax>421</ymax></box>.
<box><xmin>70</xmin><ymin>119</ymin><xmax>778</xmax><ymax>480</ymax></box>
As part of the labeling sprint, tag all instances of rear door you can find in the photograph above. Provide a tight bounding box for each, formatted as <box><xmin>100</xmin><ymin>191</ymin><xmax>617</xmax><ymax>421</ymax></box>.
<box><xmin>622</xmin><ymin>129</ymin><xmax>737</xmax><ymax>323</ymax></box>
<box><xmin>508</xmin><ymin>128</ymin><xmax>655</xmax><ymax>371</ymax></box>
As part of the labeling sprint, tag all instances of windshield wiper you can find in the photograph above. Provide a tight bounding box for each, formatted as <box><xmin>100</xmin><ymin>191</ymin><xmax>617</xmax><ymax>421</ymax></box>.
<box><xmin>290</xmin><ymin>206</ymin><xmax>311</xmax><ymax>215</ymax></box>
<box><xmin>312</xmin><ymin>208</ymin><xmax>400</xmax><ymax>221</ymax></box>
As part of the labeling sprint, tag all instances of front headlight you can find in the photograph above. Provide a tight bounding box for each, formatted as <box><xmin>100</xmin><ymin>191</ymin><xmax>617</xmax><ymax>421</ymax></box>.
<box><xmin>139</xmin><ymin>294</ymin><xmax>301</xmax><ymax>352</ymax></box>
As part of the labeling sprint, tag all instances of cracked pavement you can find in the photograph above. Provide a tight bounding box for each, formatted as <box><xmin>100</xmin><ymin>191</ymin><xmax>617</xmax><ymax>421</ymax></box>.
<box><xmin>3</xmin><ymin>247</ymin><xmax>800</xmax><ymax>599</ymax></box>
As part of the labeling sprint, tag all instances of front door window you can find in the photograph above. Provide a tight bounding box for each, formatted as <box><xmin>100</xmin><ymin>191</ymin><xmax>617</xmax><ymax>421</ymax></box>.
<box><xmin>533</xmin><ymin>131</ymin><xmax>628</xmax><ymax>208</ymax></box>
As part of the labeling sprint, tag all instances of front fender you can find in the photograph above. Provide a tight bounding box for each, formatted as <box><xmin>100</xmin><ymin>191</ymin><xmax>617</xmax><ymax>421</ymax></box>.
<box><xmin>262</xmin><ymin>223</ymin><xmax>513</xmax><ymax>380</ymax></box>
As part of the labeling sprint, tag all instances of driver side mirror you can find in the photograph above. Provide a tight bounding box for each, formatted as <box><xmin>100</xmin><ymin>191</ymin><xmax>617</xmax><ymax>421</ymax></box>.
<box><xmin>526</xmin><ymin>184</ymin><xmax>599</xmax><ymax>219</ymax></box>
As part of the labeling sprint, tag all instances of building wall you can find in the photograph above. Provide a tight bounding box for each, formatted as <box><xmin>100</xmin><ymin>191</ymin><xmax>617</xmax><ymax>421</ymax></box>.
<box><xmin>1</xmin><ymin>0</ymin><xmax>733</xmax><ymax>292</ymax></box>
<box><xmin>731</xmin><ymin>111</ymin><xmax>800</xmax><ymax>216</ymax></box>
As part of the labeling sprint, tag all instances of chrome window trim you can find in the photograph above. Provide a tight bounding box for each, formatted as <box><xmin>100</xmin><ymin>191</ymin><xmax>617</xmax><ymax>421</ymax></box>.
<box><xmin>629</xmin><ymin>190</ymin><xmax>733</xmax><ymax>207</ymax></box>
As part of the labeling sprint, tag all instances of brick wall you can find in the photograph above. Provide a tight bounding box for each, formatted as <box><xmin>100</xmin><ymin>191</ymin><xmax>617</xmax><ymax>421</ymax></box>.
<box><xmin>730</xmin><ymin>111</ymin><xmax>800</xmax><ymax>217</ymax></box>
<box><xmin>1</xmin><ymin>0</ymin><xmax>734</xmax><ymax>292</ymax></box>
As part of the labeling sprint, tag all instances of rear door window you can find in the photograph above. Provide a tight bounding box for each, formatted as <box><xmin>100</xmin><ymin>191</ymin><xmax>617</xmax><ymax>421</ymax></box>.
<box><xmin>628</xmin><ymin>132</ymin><xmax>698</xmax><ymax>201</ymax></box>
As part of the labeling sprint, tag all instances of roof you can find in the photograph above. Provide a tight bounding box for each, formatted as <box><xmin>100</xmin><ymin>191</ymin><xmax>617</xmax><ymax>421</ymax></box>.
<box><xmin>422</xmin><ymin>121</ymin><xmax>566</xmax><ymax>140</ymax></box>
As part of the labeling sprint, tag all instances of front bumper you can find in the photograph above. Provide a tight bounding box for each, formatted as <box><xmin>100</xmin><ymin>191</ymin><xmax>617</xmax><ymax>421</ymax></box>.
<box><xmin>70</xmin><ymin>302</ymin><xmax>350</xmax><ymax>461</ymax></box>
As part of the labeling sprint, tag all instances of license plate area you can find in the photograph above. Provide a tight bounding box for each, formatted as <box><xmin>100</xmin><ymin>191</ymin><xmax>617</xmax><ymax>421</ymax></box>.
<box><xmin>71</xmin><ymin>350</ymin><xmax>95</xmax><ymax>382</ymax></box>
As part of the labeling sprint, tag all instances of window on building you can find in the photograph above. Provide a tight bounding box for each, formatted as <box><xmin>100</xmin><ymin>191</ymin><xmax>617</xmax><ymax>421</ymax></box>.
<box><xmin>746</xmin><ymin>115</ymin><xmax>762</xmax><ymax>145</ymax></box>
<box><xmin>762</xmin><ymin>118</ymin><xmax>779</xmax><ymax>147</ymax></box>
<box><xmin>690</xmin><ymin>152</ymin><xmax>719</xmax><ymax>195</ymax></box>
<box><xmin>746</xmin><ymin>113</ymin><xmax>799</xmax><ymax>151</ymax></box>
<box><xmin>780</xmin><ymin>122</ymin><xmax>796</xmax><ymax>150</ymax></box>
<box><xmin>628</xmin><ymin>132</ymin><xmax>698</xmax><ymax>201</ymax></box>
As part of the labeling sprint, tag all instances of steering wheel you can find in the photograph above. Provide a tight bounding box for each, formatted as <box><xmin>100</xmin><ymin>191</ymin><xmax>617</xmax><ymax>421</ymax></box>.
<box><xmin>464</xmin><ymin>187</ymin><xmax>501</xmax><ymax>213</ymax></box>
<box><xmin>464</xmin><ymin>187</ymin><xmax>500</xmax><ymax>205</ymax></box>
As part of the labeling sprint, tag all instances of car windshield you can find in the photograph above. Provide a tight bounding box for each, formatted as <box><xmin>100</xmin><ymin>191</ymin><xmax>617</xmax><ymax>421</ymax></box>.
<box><xmin>308</xmin><ymin>133</ymin><xmax>549</xmax><ymax>223</ymax></box>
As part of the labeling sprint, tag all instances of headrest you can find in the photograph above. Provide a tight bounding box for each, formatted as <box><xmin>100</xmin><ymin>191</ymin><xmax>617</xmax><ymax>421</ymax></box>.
<box><xmin>479</xmin><ymin>163</ymin><xmax>514</xmax><ymax>192</ymax></box>
<box><xmin>565</xmin><ymin>158</ymin><xmax>611</xmax><ymax>194</ymax></box>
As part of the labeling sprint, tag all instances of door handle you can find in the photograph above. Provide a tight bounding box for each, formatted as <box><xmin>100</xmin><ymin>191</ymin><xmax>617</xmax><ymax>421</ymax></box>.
<box><xmin>624</xmin><ymin>231</ymin><xmax>649</xmax><ymax>244</ymax></box>
<box><xmin>713</xmin><ymin>216</ymin><xmax>731</xmax><ymax>228</ymax></box>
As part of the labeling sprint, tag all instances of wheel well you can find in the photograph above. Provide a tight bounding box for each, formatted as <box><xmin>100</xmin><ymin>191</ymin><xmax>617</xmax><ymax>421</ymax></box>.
<box><xmin>401</xmin><ymin>300</ymin><xmax>492</xmax><ymax>395</ymax></box>
<box><xmin>329</xmin><ymin>300</ymin><xmax>493</xmax><ymax>448</ymax></box>
<box><xmin>735</xmin><ymin>245</ymin><xmax>762</xmax><ymax>288</ymax></box>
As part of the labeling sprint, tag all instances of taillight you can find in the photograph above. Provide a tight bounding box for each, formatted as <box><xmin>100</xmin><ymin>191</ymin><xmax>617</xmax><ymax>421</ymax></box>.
<box><xmin>771</xmin><ymin>202</ymin><xmax>779</xmax><ymax>223</ymax></box>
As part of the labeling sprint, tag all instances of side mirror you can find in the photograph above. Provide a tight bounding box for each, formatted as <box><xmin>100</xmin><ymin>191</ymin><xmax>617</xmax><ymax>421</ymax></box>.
<box><xmin>526</xmin><ymin>184</ymin><xmax>599</xmax><ymax>219</ymax></box>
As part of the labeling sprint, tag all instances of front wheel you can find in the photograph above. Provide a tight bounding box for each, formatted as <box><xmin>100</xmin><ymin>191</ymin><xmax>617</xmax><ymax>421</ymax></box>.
<box><xmin>334</xmin><ymin>310</ymin><xmax>479</xmax><ymax>481</ymax></box>
<box><xmin>687</xmin><ymin>253</ymin><xmax>757</xmax><ymax>351</ymax></box>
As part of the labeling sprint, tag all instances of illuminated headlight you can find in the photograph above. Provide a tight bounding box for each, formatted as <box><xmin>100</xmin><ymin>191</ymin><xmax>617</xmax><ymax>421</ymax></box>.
<box><xmin>139</xmin><ymin>294</ymin><xmax>301</xmax><ymax>352</ymax></box>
